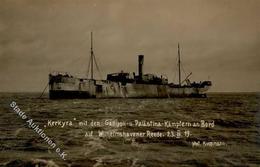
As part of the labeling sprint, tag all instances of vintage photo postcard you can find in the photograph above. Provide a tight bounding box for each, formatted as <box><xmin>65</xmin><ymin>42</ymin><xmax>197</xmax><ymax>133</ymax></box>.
<box><xmin>0</xmin><ymin>0</ymin><xmax>259</xmax><ymax>166</ymax></box>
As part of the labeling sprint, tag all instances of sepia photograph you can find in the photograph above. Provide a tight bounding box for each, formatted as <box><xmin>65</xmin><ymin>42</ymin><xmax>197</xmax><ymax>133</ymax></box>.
<box><xmin>0</xmin><ymin>0</ymin><xmax>259</xmax><ymax>166</ymax></box>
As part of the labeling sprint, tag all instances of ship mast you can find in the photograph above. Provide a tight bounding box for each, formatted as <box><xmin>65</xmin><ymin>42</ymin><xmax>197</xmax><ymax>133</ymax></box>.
<box><xmin>87</xmin><ymin>32</ymin><xmax>103</xmax><ymax>80</ymax></box>
<box><xmin>90</xmin><ymin>32</ymin><xmax>94</xmax><ymax>80</ymax></box>
<box><xmin>178</xmin><ymin>43</ymin><xmax>181</xmax><ymax>86</ymax></box>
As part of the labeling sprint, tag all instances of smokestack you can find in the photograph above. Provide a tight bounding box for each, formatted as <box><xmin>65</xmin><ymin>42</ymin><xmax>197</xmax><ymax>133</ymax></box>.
<box><xmin>138</xmin><ymin>55</ymin><xmax>144</xmax><ymax>79</ymax></box>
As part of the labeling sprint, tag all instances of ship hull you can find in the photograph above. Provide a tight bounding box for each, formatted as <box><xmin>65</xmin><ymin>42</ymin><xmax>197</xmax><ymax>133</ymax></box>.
<box><xmin>49</xmin><ymin>75</ymin><xmax>211</xmax><ymax>99</ymax></box>
<box><xmin>49</xmin><ymin>90</ymin><xmax>93</xmax><ymax>99</ymax></box>
<box><xmin>49</xmin><ymin>89</ymin><xmax>207</xmax><ymax>99</ymax></box>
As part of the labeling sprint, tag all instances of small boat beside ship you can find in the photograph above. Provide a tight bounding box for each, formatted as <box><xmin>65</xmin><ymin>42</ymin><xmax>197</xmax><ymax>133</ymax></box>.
<box><xmin>49</xmin><ymin>33</ymin><xmax>212</xmax><ymax>99</ymax></box>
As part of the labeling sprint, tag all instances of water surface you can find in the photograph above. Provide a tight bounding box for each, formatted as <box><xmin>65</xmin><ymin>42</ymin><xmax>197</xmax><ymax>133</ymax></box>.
<box><xmin>0</xmin><ymin>93</ymin><xmax>259</xmax><ymax>166</ymax></box>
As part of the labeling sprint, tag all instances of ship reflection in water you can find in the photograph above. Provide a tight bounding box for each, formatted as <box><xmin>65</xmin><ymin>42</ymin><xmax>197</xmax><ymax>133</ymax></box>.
<box><xmin>49</xmin><ymin>33</ymin><xmax>212</xmax><ymax>99</ymax></box>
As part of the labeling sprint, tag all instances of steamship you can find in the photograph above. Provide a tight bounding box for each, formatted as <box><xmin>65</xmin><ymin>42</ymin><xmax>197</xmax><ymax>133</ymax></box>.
<box><xmin>48</xmin><ymin>33</ymin><xmax>212</xmax><ymax>99</ymax></box>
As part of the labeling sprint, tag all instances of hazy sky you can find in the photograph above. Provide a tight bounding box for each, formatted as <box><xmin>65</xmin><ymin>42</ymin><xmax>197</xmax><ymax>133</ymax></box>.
<box><xmin>0</xmin><ymin>0</ymin><xmax>259</xmax><ymax>92</ymax></box>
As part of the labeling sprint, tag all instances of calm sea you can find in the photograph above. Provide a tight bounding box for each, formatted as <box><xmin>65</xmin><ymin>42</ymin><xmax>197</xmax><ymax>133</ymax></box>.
<box><xmin>0</xmin><ymin>93</ymin><xmax>259</xmax><ymax>167</ymax></box>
